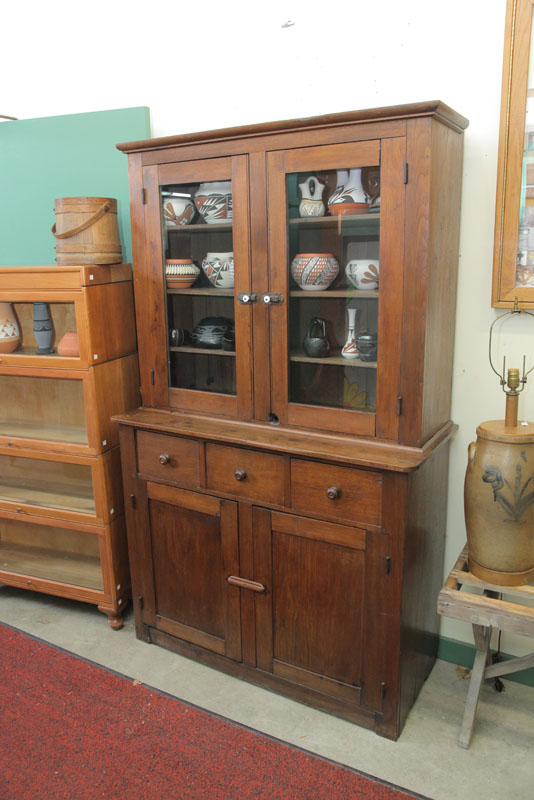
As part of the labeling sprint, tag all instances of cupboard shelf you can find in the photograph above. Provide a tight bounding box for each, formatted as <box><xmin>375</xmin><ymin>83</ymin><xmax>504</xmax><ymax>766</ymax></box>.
<box><xmin>290</xmin><ymin>290</ymin><xmax>378</xmax><ymax>299</ymax></box>
<box><xmin>290</xmin><ymin>350</ymin><xmax>377</xmax><ymax>368</ymax></box>
<box><xmin>170</xmin><ymin>345</ymin><xmax>235</xmax><ymax>356</ymax></box>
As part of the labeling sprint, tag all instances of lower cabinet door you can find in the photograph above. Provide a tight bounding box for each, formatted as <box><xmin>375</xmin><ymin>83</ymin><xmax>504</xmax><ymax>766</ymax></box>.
<box><xmin>146</xmin><ymin>482</ymin><xmax>242</xmax><ymax>661</ymax></box>
<box><xmin>252</xmin><ymin>508</ymin><xmax>387</xmax><ymax>712</ymax></box>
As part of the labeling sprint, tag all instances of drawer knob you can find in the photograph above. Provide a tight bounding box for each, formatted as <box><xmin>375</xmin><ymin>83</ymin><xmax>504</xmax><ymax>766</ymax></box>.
<box><xmin>159</xmin><ymin>453</ymin><xmax>171</xmax><ymax>465</ymax></box>
<box><xmin>234</xmin><ymin>469</ymin><xmax>247</xmax><ymax>481</ymax></box>
<box><xmin>327</xmin><ymin>486</ymin><xmax>341</xmax><ymax>500</ymax></box>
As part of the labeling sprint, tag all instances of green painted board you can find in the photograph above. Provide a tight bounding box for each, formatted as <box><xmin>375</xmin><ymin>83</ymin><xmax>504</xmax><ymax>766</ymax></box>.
<box><xmin>0</xmin><ymin>107</ymin><xmax>150</xmax><ymax>266</ymax></box>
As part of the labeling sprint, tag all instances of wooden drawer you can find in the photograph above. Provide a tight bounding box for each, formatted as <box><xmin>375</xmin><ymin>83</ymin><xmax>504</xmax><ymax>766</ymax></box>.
<box><xmin>136</xmin><ymin>431</ymin><xmax>201</xmax><ymax>487</ymax></box>
<box><xmin>290</xmin><ymin>459</ymin><xmax>382</xmax><ymax>526</ymax></box>
<box><xmin>206</xmin><ymin>443</ymin><xmax>288</xmax><ymax>505</ymax></box>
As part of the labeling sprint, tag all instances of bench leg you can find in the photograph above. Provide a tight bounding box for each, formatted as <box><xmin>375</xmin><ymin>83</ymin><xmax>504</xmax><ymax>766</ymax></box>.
<box><xmin>459</xmin><ymin>624</ymin><xmax>492</xmax><ymax>749</ymax></box>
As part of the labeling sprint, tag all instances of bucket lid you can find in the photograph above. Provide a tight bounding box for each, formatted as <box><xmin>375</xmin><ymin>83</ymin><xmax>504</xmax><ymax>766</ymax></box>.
<box><xmin>476</xmin><ymin>419</ymin><xmax>534</xmax><ymax>443</ymax></box>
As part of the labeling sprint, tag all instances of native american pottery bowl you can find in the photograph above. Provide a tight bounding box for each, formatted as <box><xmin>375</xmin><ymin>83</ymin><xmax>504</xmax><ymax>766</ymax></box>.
<box><xmin>57</xmin><ymin>330</ymin><xmax>80</xmax><ymax>358</ymax></box>
<box><xmin>222</xmin><ymin>325</ymin><xmax>235</xmax><ymax>351</ymax></box>
<box><xmin>303</xmin><ymin>317</ymin><xmax>330</xmax><ymax>358</ymax></box>
<box><xmin>161</xmin><ymin>195</ymin><xmax>196</xmax><ymax>227</ymax></box>
<box><xmin>464</xmin><ymin>420</ymin><xmax>534</xmax><ymax>586</ymax></box>
<box><xmin>194</xmin><ymin>181</ymin><xmax>233</xmax><ymax>224</ymax></box>
<box><xmin>201</xmin><ymin>252</ymin><xmax>234</xmax><ymax>289</ymax></box>
<box><xmin>290</xmin><ymin>253</ymin><xmax>339</xmax><ymax>291</ymax></box>
<box><xmin>298</xmin><ymin>176</ymin><xmax>326</xmax><ymax>218</ymax></box>
<box><xmin>191</xmin><ymin>316</ymin><xmax>234</xmax><ymax>349</ymax></box>
<box><xmin>355</xmin><ymin>332</ymin><xmax>377</xmax><ymax>362</ymax></box>
<box><xmin>0</xmin><ymin>302</ymin><xmax>20</xmax><ymax>353</ymax></box>
<box><xmin>345</xmin><ymin>260</ymin><xmax>380</xmax><ymax>290</ymax></box>
<box><xmin>165</xmin><ymin>259</ymin><xmax>201</xmax><ymax>289</ymax></box>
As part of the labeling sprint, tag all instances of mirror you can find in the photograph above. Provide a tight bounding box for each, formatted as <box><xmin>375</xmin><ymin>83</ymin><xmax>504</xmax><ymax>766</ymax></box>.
<box><xmin>492</xmin><ymin>0</ymin><xmax>534</xmax><ymax>307</ymax></box>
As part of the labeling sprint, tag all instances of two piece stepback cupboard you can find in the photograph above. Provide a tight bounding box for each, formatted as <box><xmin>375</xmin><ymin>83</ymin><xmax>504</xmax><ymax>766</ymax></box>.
<box><xmin>115</xmin><ymin>101</ymin><xmax>468</xmax><ymax>740</ymax></box>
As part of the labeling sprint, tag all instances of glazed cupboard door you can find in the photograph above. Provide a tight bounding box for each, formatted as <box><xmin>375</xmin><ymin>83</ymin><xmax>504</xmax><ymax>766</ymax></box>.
<box><xmin>252</xmin><ymin>508</ymin><xmax>389</xmax><ymax>714</ymax></box>
<box><xmin>143</xmin><ymin>483</ymin><xmax>242</xmax><ymax>660</ymax></box>
<box><xmin>267</xmin><ymin>138</ymin><xmax>406</xmax><ymax>439</ymax></box>
<box><xmin>141</xmin><ymin>156</ymin><xmax>253</xmax><ymax>418</ymax></box>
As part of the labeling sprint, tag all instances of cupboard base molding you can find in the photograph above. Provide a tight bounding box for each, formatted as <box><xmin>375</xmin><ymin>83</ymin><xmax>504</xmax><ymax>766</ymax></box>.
<box><xmin>148</xmin><ymin>627</ymin><xmax>385</xmax><ymax>738</ymax></box>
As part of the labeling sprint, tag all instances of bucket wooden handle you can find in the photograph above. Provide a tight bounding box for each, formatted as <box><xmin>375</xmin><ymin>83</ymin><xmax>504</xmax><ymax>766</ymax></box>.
<box><xmin>51</xmin><ymin>201</ymin><xmax>111</xmax><ymax>239</ymax></box>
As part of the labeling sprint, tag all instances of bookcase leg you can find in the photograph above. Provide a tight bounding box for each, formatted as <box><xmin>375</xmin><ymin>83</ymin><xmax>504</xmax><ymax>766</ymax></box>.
<box><xmin>98</xmin><ymin>604</ymin><xmax>126</xmax><ymax>630</ymax></box>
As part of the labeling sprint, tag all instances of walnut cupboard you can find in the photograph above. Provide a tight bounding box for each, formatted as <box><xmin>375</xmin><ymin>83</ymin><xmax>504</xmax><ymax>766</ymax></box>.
<box><xmin>114</xmin><ymin>102</ymin><xmax>468</xmax><ymax>738</ymax></box>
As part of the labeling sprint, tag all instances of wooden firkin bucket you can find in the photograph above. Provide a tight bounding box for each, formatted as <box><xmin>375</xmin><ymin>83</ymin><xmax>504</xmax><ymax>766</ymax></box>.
<box><xmin>52</xmin><ymin>197</ymin><xmax>122</xmax><ymax>265</ymax></box>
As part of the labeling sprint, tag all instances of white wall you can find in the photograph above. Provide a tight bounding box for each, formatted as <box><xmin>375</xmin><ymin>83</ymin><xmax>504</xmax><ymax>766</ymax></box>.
<box><xmin>4</xmin><ymin>0</ymin><xmax>532</xmax><ymax>655</ymax></box>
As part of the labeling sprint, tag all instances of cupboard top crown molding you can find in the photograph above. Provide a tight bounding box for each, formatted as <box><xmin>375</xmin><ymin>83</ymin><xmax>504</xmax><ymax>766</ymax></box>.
<box><xmin>116</xmin><ymin>100</ymin><xmax>469</xmax><ymax>154</ymax></box>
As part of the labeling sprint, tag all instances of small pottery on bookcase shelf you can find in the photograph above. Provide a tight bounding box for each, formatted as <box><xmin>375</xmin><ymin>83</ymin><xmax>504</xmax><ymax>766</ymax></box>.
<box><xmin>341</xmin><ymin>308</ymin><xmax>360</xmax><ymax>360</ymax></box>
<box><xmin>328</xmin><ymin>168</ymin><xmax>368</xmax><ymax>216</ymax></box>
<box><xmin>298</xmin><ymin>176</ymin><xmax>326</xmax><ymax>217</ymax></box>
<box><xmin>33</xmin><ymin>302</ymin><xmax>54</xmax><ymax>354</ymax></box>
<box><xmin>0</xmin><ymin>302</ymin><xmax>20</xmax><ymax>353</ymax></box>
<box><xmin>57</xmin><ymin>330</ymin><xmax>80</xmax><ymax>358</ymax></box>
<box><xmin>165</xmin><ymin>259</ymin><xmax>201</xmax><ymax>289</ymax></box>
<box><xmin>290</xmin><ymin>253</ymin><xmax>339</xmax><ymax>291</ymax></box>
<box><xmin>303</xmin><ymin>317</ymin><xmax>330</xmax><ymax>358</ymax></box>
<box><xmin>194</xmin><ymin>181</ymin><xmax>232</xmax><ymax>224</ymax></box>
<box><xmin>346</xmin><ymin>260</ymin><xmax>379</xmax><ymax>290</ymax></box>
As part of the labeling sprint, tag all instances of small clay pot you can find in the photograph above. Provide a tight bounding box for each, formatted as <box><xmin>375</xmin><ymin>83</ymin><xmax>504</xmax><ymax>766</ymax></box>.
<box><xmin>57</xmin><ymin>330</ymin><xmax>80</xmax><ymax>357</ymax></box>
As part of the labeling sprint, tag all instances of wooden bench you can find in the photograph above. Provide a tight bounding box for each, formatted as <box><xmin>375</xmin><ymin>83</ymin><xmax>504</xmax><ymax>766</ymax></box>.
<box><xmin>437</xmin><ymin>545</ymin><xmax>534</xmax><ymax>748</ymax></box>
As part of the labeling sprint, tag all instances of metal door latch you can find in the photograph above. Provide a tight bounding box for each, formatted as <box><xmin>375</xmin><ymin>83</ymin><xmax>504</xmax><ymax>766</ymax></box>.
<box><xmin>237</xmin><ymin>292</ymin><xmax>259</xmax><ymax>305</ymax></box>
<box><xmin>262</xmin><ymin>293</ymin><xmax>284</xmax><ymax>305</ymax></box>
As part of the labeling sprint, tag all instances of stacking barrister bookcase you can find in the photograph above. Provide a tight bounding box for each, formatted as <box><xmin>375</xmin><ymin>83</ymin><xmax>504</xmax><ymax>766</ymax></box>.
<box><xmin>0</xmin><ymin>264</ymin><xmax>140</xmax><ymax>628</ymax></box>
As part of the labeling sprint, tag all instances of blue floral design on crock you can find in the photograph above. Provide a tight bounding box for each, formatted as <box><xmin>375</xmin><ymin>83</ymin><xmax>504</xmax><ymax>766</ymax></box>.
<box><xmin>482</xmin><ymin>460</ymin><xmax>534</xmax><ymax>522</ymax></box>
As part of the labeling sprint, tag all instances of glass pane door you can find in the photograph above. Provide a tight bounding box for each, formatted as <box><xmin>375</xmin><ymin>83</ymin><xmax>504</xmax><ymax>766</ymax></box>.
<box><xmin>267</xmin><ymin>138</ymin><xmax>403</xmax><ymax>438</ymax></box>
<box><xmin>287</xmin><ymin>167</ymin><xmax>380</xmax><ymax>416</ymax></box>
<box><xmin>163</xmin><ymin>180</ymin><xmax>236</xmax><ymax>395</ymax></box>
<box><xmin>151</xmin><ymin>157</ymin><xmax>252</xmax><ymax>417</ymax></box>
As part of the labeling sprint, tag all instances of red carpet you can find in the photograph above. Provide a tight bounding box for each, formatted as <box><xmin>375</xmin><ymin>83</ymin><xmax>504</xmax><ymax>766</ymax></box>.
<box><xmin>0</xmin><ymin>622</ymin><xmax>431</xmax><ymax>800</ymax></box>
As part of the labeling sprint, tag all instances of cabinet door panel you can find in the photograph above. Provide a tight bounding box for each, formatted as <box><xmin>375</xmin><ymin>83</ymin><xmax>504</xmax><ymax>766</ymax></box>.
<box><xmin>140</xmin><ymin>156</ymin><xmax>253</xmax><ymax>418</ymax></box>
<box><xmin>146</xmin><ymin>485</ymin><xmax>241</xmax><ymax>660</ymax></box>
<box><xmin>253</xmin><ymin>508</ymin><xmax>374</xmax><ymax>707</ymax></box>
<box><xmin>267</xmin><ymin>138</ymin><xmax>405</xmax><ymax>440</ymax></box>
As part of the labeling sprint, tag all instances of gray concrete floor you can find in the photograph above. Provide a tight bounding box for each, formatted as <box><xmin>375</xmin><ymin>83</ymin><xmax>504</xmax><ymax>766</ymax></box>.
<box><xmin>1</xmin><ymin>585</ymin><xmax>533</xmax><ymax>800</ymax></box>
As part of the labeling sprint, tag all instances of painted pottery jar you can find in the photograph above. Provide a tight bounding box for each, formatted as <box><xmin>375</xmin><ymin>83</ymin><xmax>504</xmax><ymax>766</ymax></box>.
<box><xmin>165</xmin><ymin>259</ymin><xmax>201</xmax><ymax>289</ymax></box>
<box><xmin>345</xmin><ymin>259</ymin><xmax>380</xmax><ymax>290</ymax></box>
<box><xmin>161</xmin><ymin>195</ymin><xmax>196</xmax><ymax>227</ymax></box>
<box><xmin>290</xmin><ymin>253</ymin><xmax>339</xmax><ymax>291</ymax></box>
<box><xmin>33</xmin><ymin>302</ymin><xmax>54</xmax><ymax>354</ymax></box>
<box><xmin>298</xmin><ymin>176</ymin><xmax>326</xmax><ymax>217</ymax></box>
<box><xmin>57</xmin><ymin>330</ymin><xmax>80</xmax><ymax>358</ymax></box>
<box><xmin>194</xmin><ymin>181</ymin><xmax>232</xmax><ymax>224</ymax></box>
<box><xmin>191</xmin><ymin>316</ymin><xmax>234</xmax><ymax>349</ymax></box>
<box><xmin>0</xmin><ymin>302</ymin><xmax>20</xmax><ymax>353</ymax></box>
<box><xmin>464</xmin><ymin>419</ymin><xmax>534</xmax><ymax>586</ymax></box>
<box><xmin>201</xmin><ymin>252</ymin><xmax>234</xmax><ymax>289</ymax></box>
<box><xmin>328</xmin><ymin>168</ymin><xmax>368</xmax><ymax>216</ymax></box>
<box><xmin>341</xmin><ymin>307</ymin><xmax>360</xmax><ymax>359</ymax></box>
<box><xmin>303</xmin><ymin>317</ymin><xmax>330</xmax><ymax>358</ymax></box>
